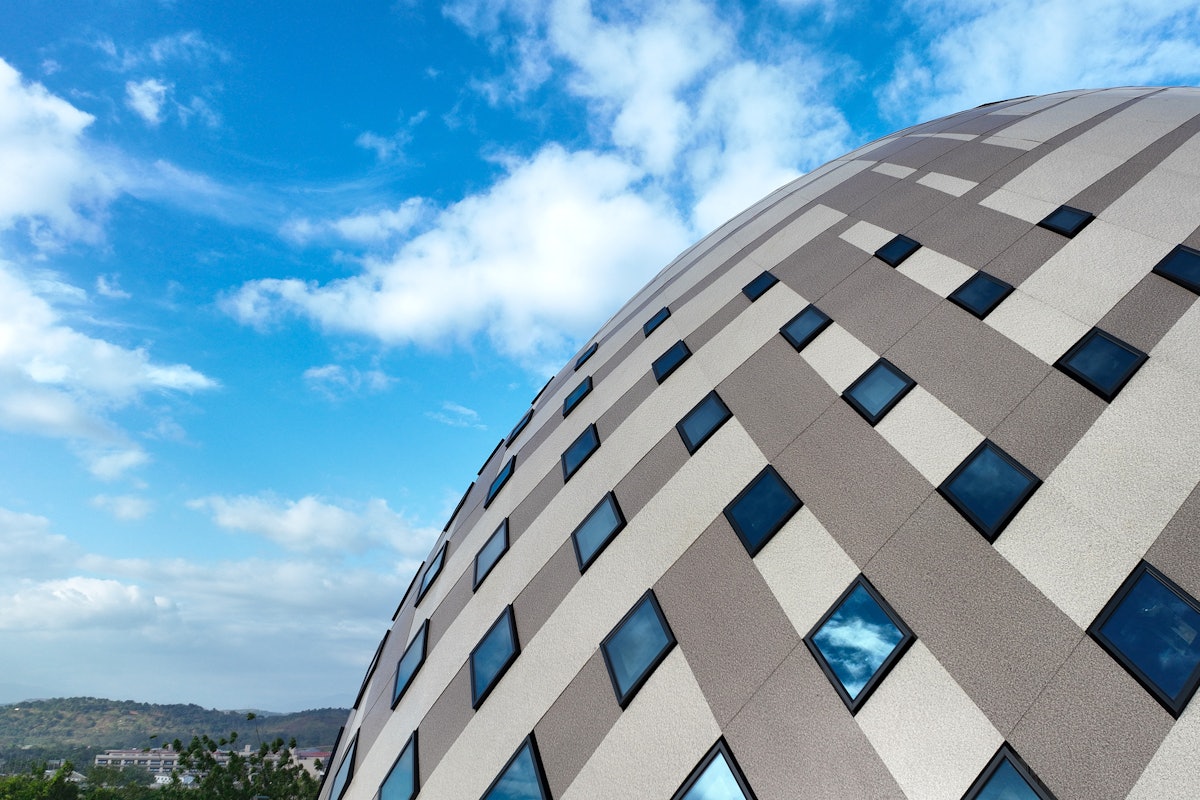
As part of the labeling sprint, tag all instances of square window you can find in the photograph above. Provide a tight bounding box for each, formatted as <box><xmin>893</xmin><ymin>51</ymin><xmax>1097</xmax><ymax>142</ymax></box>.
<box><xmin>506</xmin><ymin>408</ymin><xmax>534</xmax><ymax>446</ymax></box>
<box><xmin>677</xmin><ymin>390</ymin><xmax>732</xmax><ymax>454</ymax></box>
<box><xmin>481</xmin><ymin>736</ymin><xmax>551</xmax><ymax>800</ymax></box>
<box><xmin>724</xmin><ymin>465</ymin><xmax>802</xmax><ymax>556</ymax></box>
<box><xmin>392</xmin><ymin>620</ymin><xmax>429</xmax><ymax>707</ymax></box>
<box><xmin>1152</xmin><ymin>243</ymin><xmax>1200</xmax><ymax>294</ymax></box>
<box><xmin>601</xmin><ymin>590</ymin><xmax>676</xmax><ymax>707</ymax></box>
<box><xmin>563</xmin><ymin>375</ymin><xmax>593</xmax><ymax>417</ymax></box>
<box><xmin>471</xmin><ymin>606</ymin><xmax>520</xmax><ymax>708</ymax></box>
<box><xmin>484</xmin><ymin>456</ymin><xmax>515</xmax><ymax>509</ymax></box>
<box><xmin>842</xmin><ymin>358</ymin><xmax>916</xmax><ymax>426</ymax></box>
<box><xmin>575</xmin><ymin>342</ymin><xmax>598</xmax><ymax>370</ymax></box>
<box><xmin>327</xmin><ymin>736</ymin><xmax>356</xmax><ymax>800</ymax></box>
<box><xmin>561</xmin><ymin>423</ymin><xmax>600</xmax><ymax>481</ymax></box>
<box><xmin>938</xmin><ymin>440</ymin><xmax>1040</xmax><ymax>542</ymax></box>
<box><xmin>804</xmin><ymin>576</ymin><xmax>915</xmax><ymax>713</ymax></box>
<box><xmin>961</xmin><ymin>744</ymin><xmax>1056</xmax><ymax>800</ymax></box>
<box><xmin>379</xmin><ymin>732</ymin><xmax>418</xmax><ymax>800</ymax></box>
<box><xmin>742</xmin><ymin>271</ymin><xmax>779</xmax><ymax>301</ymax></box>
<box><xmin>474</xmin><ymin>519</ymin><xmax>509</xmax><ymax>591</ymax></box>
<box><xmin>571</xmin><ymin>492</ymin><xmax>626</xmax><ymax>573</ymax></box>
<box><xmin>1037</xmin><ymin>205</ymin><xmax>1094</xmax><ymax>238</ymax></box>
<box><xmin>1089</xmin><ymin>561</ymin><xmax>1200</xmax><ymax>717</ymax></box>
<box><xmin>644</xmin><ymin>306</ymin><xmax>671</xmax><ymax>336</ymax></box>
<box><xmin>875</xmin><ymin>234</ymin><xmax>921</xmax><ymax>267</ymax></box>
<box><xmin>780</xmin><ymin>305</ymin><xmax>832</xmax><ymax>351</ymax></box>
<box><xmin>415</xmin><ymin>541</ymin><xmax>447</xmax><ymax>605</ymax></box>
<box><xmin>1054</xmin><ymin>327</ymin><xmax>1148</xmax><ymax>402</ymax></box>
<box><xmin>948</xmin><ymin>272</ymin><xmax>1014</xmax><ymax>319</ymax></box>
<box><xmin>653</xmin><ymin>340</ymin><xmax>692</xmax><ymax>383</ymax></box>
<box><xmin>671</xmin><ymin>740</ymin><xmax>756</xmax><ymax>800</ymax></box>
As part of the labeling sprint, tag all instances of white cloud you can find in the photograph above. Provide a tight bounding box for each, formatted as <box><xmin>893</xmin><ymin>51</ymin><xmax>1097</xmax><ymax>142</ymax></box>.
<box><xmin>880</xmin><ymin>0</ymin><xmax>1200</xmax><ymax>123</ymax></box>
<box><xmin>0</xmin><ymin>508</ymin><xmax>75</xmax><ymax>577</ymax></box>
<box><xmin>282</xmin><ymin>198</ymin><xmax>428</xmax><ymax>246</ymax></box>
<box><xmin>125</xmin><ymin>78</ymin><xmax>171</xmax><ymax>126</ymax></box>
<box><xmin>302</xmin><ymin>364</ymin><xmax>392</xmax><ymax>399</ymax></box>
<box><xmin>95</xmin><ymin>274</ymin><xmax>130</xmax><ymax>299</ymax></box>
<box><xmin>187</xmin><ymin>493</ymin><xmax>436</xmax><ymax>555</ymax></box>
<box><xmin>426</xmin><ymin>401</ymin><xmax>487</xmax><ymax>429</ymax></box>
<box><xmin>0</xmin><ymin>576</ymin><xmax>168</xmax><ymax>632</ymax></box>
<box><xmin>91</xmin><ymin>494</ymin><xmax>153</xmax><ymax>521</ymax></box>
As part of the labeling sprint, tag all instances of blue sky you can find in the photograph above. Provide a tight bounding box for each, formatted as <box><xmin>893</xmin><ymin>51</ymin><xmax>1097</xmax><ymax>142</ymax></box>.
<box><xmin>1</xmin><ymin>0</ymin><xmax>1198</xmax><ymax>712</ymax></box>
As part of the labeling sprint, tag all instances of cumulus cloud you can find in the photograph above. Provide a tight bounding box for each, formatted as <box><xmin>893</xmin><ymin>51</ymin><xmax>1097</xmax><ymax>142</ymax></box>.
<box><xmin>125</xmin><ymin>78</ymin><xmax>171</xmax><ymax>126</ymax></box>
<box><xmin>91</xmin><ymin>494</ymin><xmax>153</xmax><ymax>521</ymax></box>
<box><xmin>0</xmin><ymin>576</ymin><xmax>168</xmax><ymax>632</ymax></box>
<box><xmin>880</xmin><ymin>0</ymin><xmax>1200</xmax><ymax>122</ymax></box>
<box><xmin>302</xmin><ymin>364</ymin><xmax>392</xmax><ymax>399</ymax></box>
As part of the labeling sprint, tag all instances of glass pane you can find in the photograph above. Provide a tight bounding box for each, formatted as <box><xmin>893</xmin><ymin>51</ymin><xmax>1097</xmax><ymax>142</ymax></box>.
<box><xmin>812</xmin><ymin>584</ymin><xmax>905</xmax><ymax>699</ymax></box>
<box><xmin>846</xmin><ymin>362</ymin><xmax>910</xmax><ymax>420</ymax></box>
<box><xmin>476</xmin><ymin>520</ymin><xmax>508</xmax><ymax>587</ymax></box>
<box><xmin>1100</xmin><ymin>571</ymin><xmax>1200</xmax><ymax>700</ymax></box>
<box><xmin>564</xmin><ymin>376</ymin><xmax>592</xmax><ymax>416</ymax></box>
<box><xmin>654</xmin><ymin>341</ymin><xmax>691</xmax><ymax>382</ymax></box>
<box><xmin>875</xmin><ymin>235</ymin><xmax>920</xmax><ymax>266</ymax></box>
<box><xmin>680</xmin><ymin>752</ymin><xmax>746</xmax><ymax>800</ymax></box>
<box><xmin>418</xmin><ymin>544</ymin><xmax>446</xmax><ymax>600</ymax></box>
<box><xmin>742</xmin><ymin>271</ymin><xmax>778</xmax><ymax>300</ymax></box>
<box><xmin>644</xmin><ymin>307</ymin><xmax>671</xmax><ymax>335</ymax></box>
<box><xmin>506</xmin><ymin>409</ymin><xmax>533</xmax><ymax>444</ymax></box>
<box><xmin>1154</xmin><ymin>244</ymin><xmax>1200</xmax><ymax>292</ymax></box>
<box><xmin>945</xmin><ymin>445</ymin><xmax>1035</xmax><ymax>532</ymax></box>
<box><xmin>679</xmin><ymin>392</ymin><xmax>731</xmax><ymax>453</ymax></box>
<box><xmin>394</xmin><ymin>624</ymin><xmax>427</xmax><ymax>704</ymax></box>
<box><xmin>974</xmin><ymin>758</ymin><xmax>1041</xmax><ymax>800</ymax></box>
<box><xmin>780</xmin><ymin>306</ymin><xmax>830</xmax><ymax>350</ymax></box>
<box><xmin>473</xmin><ymin>612</ymin><xmax>518</xmax><ymax>703</ymax></box>
<box><xmin>562</xmin><ymin>425</ymin><xmax>600</xmax><ymax>479</ymax></box>
<box><xmin>726</xmin><ymin>467</ymin><xmax>801</xmax><ymax>554</ymax></box>
<box><xmin>483</xmin><ymin>742</ymin><xmax>547</xmax><ymax>800</ymax></box>
<box><xmin>1040</xmin><ymin>205</ymin><xmax>1092</xmax><ymax>237</ymax></box>
<box><xmin>1063</xmin><ymin>333</ymin><xmax>1142</xmax><ymax>396</ymax></box>
<box><xmin>574</xmin><ymin>495</ymin><xmax>623</xmax><ymax>570</ymax></box>
<box><xmin>575</xmin><ymin>342</ymin><xmax>598</xmax><ymax>369</ymax></box>
<box><xmin>328</xmin><ymin>741</ymin><xmax>355</xmax><ymax>800</ymax></box>
<box><xmin>487</xmin><ymin>458</ymin><xmax>515</xmax><ymax>506</ymax></box>
<box><xmin>605</xmin><ymin>597</ymin><xmax>672</xmax><ymax>698</ymax></box>
<box><xmin>951</xmin><ymin>273</ymin><xmax>1011</xmax><ymax>317</ymax></box>
<box><xmin>380</xmin><ymin>739</ymin><xmax>416</xmax><ymax>800</ymax></box>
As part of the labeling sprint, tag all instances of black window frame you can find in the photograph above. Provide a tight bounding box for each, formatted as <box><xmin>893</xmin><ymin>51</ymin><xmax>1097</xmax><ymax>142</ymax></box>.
<box><xmin>484</xmin><ymin>456</ymin><xmax>516</xmax><ymax>509</ymax></box>
<box><xmin>415</xmin><ymin>541</ymin><xmax>448</xmax><ymax>605</ymax></box>
<box><xmin>563</xmin><ymin>375</ymin><xmax>593</xmax><ymax>417</ymax></box>
<box><xmin>1037</xmin><ymin>204</ymin><xmax>1094</xmax><ymax>238</ymax></box>
<box><xmin>779</xmin><ymin>305</ymin><xmax>832</xmax><ymax>351</ymax></box>
<box><xmin>473</xmin><ymin>518</ymin><xmax>510</xmax><ymax>591</ymax></box>
<box><xmin>600</xmin><ymin>589</ymin><xmax>677</xmax><ymax>708</ymax></box>
<box><xmin>506</xmin><ymin>408</ymin><xmax>534</xmax><ymax>446</ymax></box>
<box><xmin>742</xmin><ymin>271</ymin><xmax>779</xmax><ymax>301</ymax></box>
<box><xmin>1088</xmin><ymin>560</ymin><xmax>1200</xmax><ymax>718</ymax></box>
<box><xmin>1053</xmin><ymin>327</ymin><xmax>1148</xmax><ymax>402</ymax></box>
<box><xmin>327</xmin><ymin>733</ymin><xmax>358</xmax><ymax>800</ymax></box>
<box><xmin>937</xmin><ymin>439</ymin><xmax>1041</xmax><ymax>543</ymax></box>
<box><xmin>644</xmin><ymin>306</ymin><xmax>671</xmax><ymax>336</ymax></box>
<box><xmin>574</xmin><ymin>342</ymin><xmax>598</xmax><ymax>370</ymax></box>
<box><xmin>947</xmin><ymin>271</ymin><xmax>1014</xmax><ymax>319</ymax></box>
<box><xmin>393</xmin><ymin>562</ymin><xmax>425</xmax><ymax>621</ymax></box>
<box><xmin>571</xmin><ymin>491</ymin><xmax>627</xmax><ymax>573</ymax></box>
<box><xmin>479</xmin><ymin>735</ymin><xmax>551</xmax><ymax>800</ymax></box>
<box><xmin>670</xmin><ymin>738</ymin><xmax>758</xmax><ymax>800</ymax></box>
<box><xmin>392</xmin><ymin>619</ymin><xmax>430</xmax><ymax>708</ymax></box>
<box><xmin>477</xmin><ymin>438</ymin><xmax>505</xmax><ymax>476</ymax></box>
<box><xmin>561</xmin><ymin>423</ymin><xmax>600</xmax><ymax>482</ymax></box>
<box><xmin>1152</xmin><ymin>243</ymin><xmax>1200</xmax><ymax>294</ymax></box>
<box><xmin>874</xmin><ymin>234</ymin><xmax>921</xmax><ymax>267</ymax></box>
<box><xmin>353</xmin><ymin>629</ymin><xmax>391</xmax><ymax>710</ymax></box>
<box><xmin>653</xmin><ymin>340</ymin><xmax>692</xmax><ymax>383</ymax></box>
<box><xmin>961</xmin><ymin>743</ymin><xmax>1056</xmax><ymax>800</ymax></box>
<box><xmin>676</xmin><ymin>390</ymin><xmax>732</xmax><ymax>454</ymax></box>
<box><xmin>470</xmin><ymin>605</ymin><xmax>521</xmax><ymax>710</ymax></box>
<box><xmin>444</xmin><ymin>481</ymin><xmax>475</xmax><ymax>532</ymax></box>
<box><xmin>842</xmin><ymin>358</ymin><xmax>916</xmax><ymax>426</ymax></box>
<box><xmin>804</xmin><ymin>574</ymin><xmax>916</xmax><ymax>714</ymax></box>
<box><xmin>723</xmin><ymin>465</ymin><xmax>803</xmax><ymax>557</ymax></box>
<box><xmin>378</xmin><ymin>730</ymin><xmax>419</xmax><ymax>800</ymax></box>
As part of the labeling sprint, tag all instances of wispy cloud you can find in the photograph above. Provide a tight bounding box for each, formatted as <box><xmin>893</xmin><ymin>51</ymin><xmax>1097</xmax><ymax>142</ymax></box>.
<box><xmin>95</xmin><ymin>274</ymin><xmax>131</xmax><ymax>299</ymax></box>
<box><xmin>91</xmin><ymin>494</ymin><xmax>153</xmax><ymax>521</ymax></box>
<box><xmin>281</xmin><ymin>198</ymin><xmax>428</xmax><ymax>246</ymax></box>
<box><xmin>125</xmin><ymin>78</ymin><xmax>171</xmax><ymax>126</ymax></box>
<box><xmin>425</xmin><ymin>401</ymin><xmax>487</xmax><ymax>429</ymax></box>
<box><xmin>302</xmin><ymin>364</ymin><xmax>392</xmax><ymax>399</ymax></box>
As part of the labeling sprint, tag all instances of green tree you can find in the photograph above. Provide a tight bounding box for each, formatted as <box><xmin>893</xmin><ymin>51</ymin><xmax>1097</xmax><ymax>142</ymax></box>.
<box><xmin>159</xmin><ymin>733</ymin><xmax>318</xmax><ymax>800</ymax></box>
<box><xmin>0</xmin><ymin>763</ymin><xmax>80</xmax><ymax>800</ymax></box>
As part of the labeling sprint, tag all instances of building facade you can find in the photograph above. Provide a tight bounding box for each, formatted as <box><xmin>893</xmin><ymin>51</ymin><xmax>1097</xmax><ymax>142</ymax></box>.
<box><xmin>321</xmin><ymin>87</ymin><xmax>1200</xmax><ymax>800</ymax></box>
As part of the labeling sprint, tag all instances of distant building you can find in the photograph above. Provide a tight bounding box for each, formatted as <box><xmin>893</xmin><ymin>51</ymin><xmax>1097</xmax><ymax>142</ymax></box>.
<box><xmin>94</xmin><ymin>748</ymin><xmax>180</xmax><ymax>776</ymax></box>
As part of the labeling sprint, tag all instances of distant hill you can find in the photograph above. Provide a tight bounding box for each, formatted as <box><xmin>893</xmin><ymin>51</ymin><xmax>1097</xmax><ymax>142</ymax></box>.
<box><xmin>0</xmin><ymin>697</ymin><xmax>348</xmax><ymax>752</ymax></box>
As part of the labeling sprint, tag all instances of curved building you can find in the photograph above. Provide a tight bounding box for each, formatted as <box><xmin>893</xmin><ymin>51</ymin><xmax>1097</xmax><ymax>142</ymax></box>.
<box><xmin>321</xmin><ymin>87</ymin><xmax>1200</xmax><ymax>800</ymax></box>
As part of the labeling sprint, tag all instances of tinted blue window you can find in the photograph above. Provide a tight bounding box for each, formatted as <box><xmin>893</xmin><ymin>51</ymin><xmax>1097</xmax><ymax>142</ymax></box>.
<box><xmin>843</xmin><ymin>359</ymin><xmax>915</xmax><ymax>425</ymax></box>
<box><xmin>575</xmin><ymin>342</ymin><xmax>598</xmax><ymax>370</ymax></box>
<box><xmin>948</xmin><ymin>272</ymin><xmax>1013</xmax><ymax>319</ymax></box>
<box><xmin>875</xmin><ymin>234</ymin><xmax>920</xmax><ymax>267</ymax></box>
<box><xmin>742</xmin><ymin>271</ymin><xmax>778</xmax><ymax>300</ymax></box>
<box><xmin>939</xmin><ymin>441</ymin><xmax>1040</xmax><ymax>542</ymax></box>
<box><xmin>677</xmin><ymin>391</ymin><xmax>732</xmax><ymax>454</ymax></box>
<box><xmin>561</xmin><ymin>424</ymin><xmax>600</xmax><ymax>481</ymax></box>
<box><xmin>392</xmin><ymin>621</ymin><xmax>428</xmax><ymax>706</ymax></box>
<box><xmin>806</xmin><ymin>578</ymin><xmax>913</xmax><ymax>712</ymax></box>
<box><xmin>416</xmin><ymin>542</ymin><xmax>447</xmax><ymax>603</ymax></box>
<box><xmin>602</xmin><ymin>592</ymin><xmax>675</xmax><ymax>707</ymax></box>
<box><xmin>471</xmin><ymin>607</ymin><xmax>520</xmax><ymax>708</ymax></box>
<box><xmin>1056</xmin><ymin>328</ymin><xmax>1147</xmax><ymax>401</ymax></box>
<box><xmin>327</xmin><ymin>739</ymin><xmax>356</xmax><ymax>800</ymax></box>
<box><xmin>506</xmin><ymin>408</ymin><xmax>533</xmax><ymax>445</ymax></box>
<box><xmin>973</xmin><ymin>758</ymin><xmax>1042</xmax><ymax>800</ymax></box>
<box><xmin>474</xmin><ymin>519</ymin><xmax>509</xmax><ymax>590</ymax></box>
<box><xmin>676</xmin><ymin>746</ymin><xmax>752</xmax><ymax>800</ymax></box>
<box><xmin>1093</xmin><ymin>563</ymin><xmax>1200</xmax><ymax>715</ymax></box>
<box><xmin>1153</xmin><ymin>243</ymin><xmax>1200</xmax><ymax>294</ymax></box>
<box><xmin>1038</xmin><ymin>205</ymin><xmax>1093</xmax><ymax>237</ymax></box>
<box><xmin>379</xmin><ymin>735</ymin><xmax>416</xmax><ymax>800</ymax></box>
<box><xmin>482</xmin><ymin>739</ymin><xmax>549</xmax><ymax>800</ymax></box>
<box><xmin>779</xmin><ymin>305</ymin><xmax>832</xmax><ymax>350</ymax></box>
<box><xmin>485</xmin><ymin>457</ymin><xmax>516</xmax><ymax>508</ymax></box>
<box><xmin>653</xmin><ymin>340</ymin><xmax>692</xmax><ymax>383</ymax></box>
<box><xmin>563</xmin><ymin>375</ymin><xmax>592</xmax><ymax>417</ymax></box>
<box><xmin>572</xmin><ymin>493</ymin><xmax>625</xmax><ymax>572</ymax></box>
<box><xmin>724</xmin><ymin>466</ymin><xmax>802</xmax><ymax>556</ymax></box>
<box><xmin>644</xmin><ymin>306</ymin><xmax>671</xmax><ymax>336</ymax></box>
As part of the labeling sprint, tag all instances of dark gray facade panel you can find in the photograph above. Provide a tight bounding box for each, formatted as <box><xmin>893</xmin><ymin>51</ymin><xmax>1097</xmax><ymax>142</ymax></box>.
<box><xmin>1096</xmin><ymin>273</ymin><xmax>1196</xmax><ymax>355</ymax></box>
<box><xmin>887</xmin><ymin>136</ymin><xmax>966</xmax><ymax>169</ymax></box>
<box><xmin>506</xmin><ymin>467</ymin><xmax>565</xmax><ymax>548</ymax></box>
<box><xmin>819</xmin><ymin>170</ymin><xmax>901</xmax><ymax>215</ymax></box>
<box><xmin>595</xmin><ymin>372</ymin><xmax>659</xmax><ymax>443</ymax></box>
<box><xmin>855</xmin><ymin>179</ymin><xmax>957</xmax><ymax>233</ymax></box>
<box><xmin>820</xmin><ymin>260</ymin><xmax>942</xmax><ymax>354</ymax></box>
<box><xmin>612</xmin><ymin>431</ymin><xmax>689</xmax><ymax>522</ymax></box>
<box><xmin>910</xmin><ymin>198</ymin><xmax>1032</xmax><ymax>270</ymax></box>
<box><xmin>925</xmin><ymin>142</ymin><xmax>1025</xmax><ymax>183</ymax></box>
<box><xmin>684</xmin><ymin>293</ymin><xmax>749</xmax><ymax>353</ymax></box>
<box><xmin>1145</xmin><ymin>483</ymin><xmax>1200</xmax><ymax>600</ymax></box>
<box><xmin>773</xmin><ymin>223</ymin><xmax>872</xmax><ymax>303</ymax></box>
<box><xmin>415</xmin><ymin>663</ymin><xmax>475</xmax><ymax>786</ymax></box>
<box><xmin>425</xmin><ymin>566</ymin><xmax>474</xmax><ymax>653</ymax></box>
<box><xmin>512</xmin><ymin>538</ymin><xmax>581</xmax><ymax>644</ymax></box>
<box><xmin>533</xmin><ymin>650</ymin><xmax>622</xmax><ymax>798</ymax></box>
<box><xmin>980</xmin><ymin>225</ymin><xmax>1069</xmax><ymax>286</ymax></box>
<box><xmin>654</xmin><ymin>519</ymin><xmax>801</xmax><ymax>727</ymax></box>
